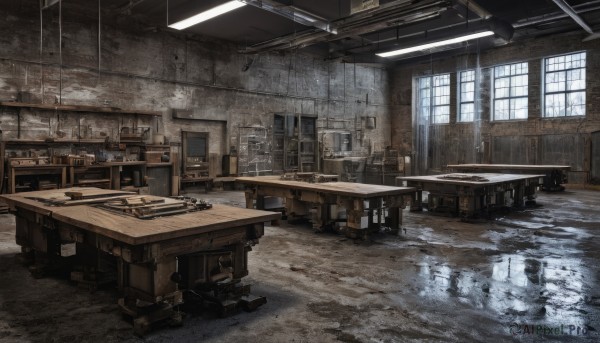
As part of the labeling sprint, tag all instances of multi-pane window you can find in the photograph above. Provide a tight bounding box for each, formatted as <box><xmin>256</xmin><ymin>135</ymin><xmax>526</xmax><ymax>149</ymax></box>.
<box><xmin>493</xmin><ymin>62</ymin><xmax>528</xmax><ymax>120</ymax></box>
<box><xmin>544</xmin><ymin>52</ymin><xmax>586</xmax><ymax>117</ymax></box>
<box><xmin>458</xmin><ymin>70</ymin><xmax>475</xmax><ymax>122</ymax></box>
<box><xmin>416</xmin><ymin>73</ymin><xmax>450</xmax><ymax>124</ymax></box>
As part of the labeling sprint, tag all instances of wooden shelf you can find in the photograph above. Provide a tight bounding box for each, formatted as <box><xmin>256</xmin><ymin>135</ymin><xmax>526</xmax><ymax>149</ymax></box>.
<box><xmin>0</xmin><ymin>101</ymin><xmax>161</xmax><ymax>117</ymax></box>
<box><xmin>100</xmin><ymin>161</ymin><xmax>146</xmax><ymax>166</ymax></box>
<box><xmin>5</xmin><ymin>139</ymin><xmax>107</xmax><ymax>145</ymax></box>
<box><xmin>146</xmin><ymin>162</ymin><xmax>172</xmax><ymax>167</ymax></box>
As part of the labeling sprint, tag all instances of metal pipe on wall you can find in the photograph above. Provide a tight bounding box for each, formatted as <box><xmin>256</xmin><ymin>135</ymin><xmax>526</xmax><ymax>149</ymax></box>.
<box><xmin>59</xmin><ymin>0</ymin><xmax>63</xmax><ymax>104</ymax></box>
<box><xmin>40</xmin><ymin>1</ymin><xmax>44</xmax><ymax>103</ymax></box>
<box><xmin>98</xmin><ymin>0</ymin><xmax>101</xmax><ymax>74</ymax></box>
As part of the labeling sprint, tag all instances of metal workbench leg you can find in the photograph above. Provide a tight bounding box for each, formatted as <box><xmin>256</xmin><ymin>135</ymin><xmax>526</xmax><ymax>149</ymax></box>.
<box><xmin>513</xmin><ymin>184</ymin><xmax>525</xmax><ymax>208</ymax></box>
<box><xmin>411</xmin><ymin>190</ymin><xmax>423</xmax><ymax>211</ymax></box>
<box><xmin>388</xmin><ymin>206</ymin><xmax>401</xmax><ymax>234</ymax></box>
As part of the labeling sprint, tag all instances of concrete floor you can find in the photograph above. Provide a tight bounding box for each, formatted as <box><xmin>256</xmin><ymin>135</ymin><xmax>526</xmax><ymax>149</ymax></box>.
<box><xmin>0</xmin><ymin>189</ymin><xmax>599</xmax><ymax>342</ymax></box>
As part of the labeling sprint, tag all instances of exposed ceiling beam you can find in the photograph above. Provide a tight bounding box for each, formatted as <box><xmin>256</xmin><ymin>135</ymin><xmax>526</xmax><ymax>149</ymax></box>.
<box><xmin>454</xmin><ymin>0</ymin><xmax>492</xmax><ymax>19</ymax></box>
<box><xmin>242</xmin><ymin>0</ymin><xmax>336</xmax><ymax>34</ymax></box>
<box><xmin>240</xmin><ymin>0</ymin><xmax>451</xmax><ymax>54</ymax></box>
<box><xmin>116</xmin><ymin>0</ymin><xmax>148</xmax><ymax>15</ymax></box>
<box><xmin>514</xmin><ymin>3</ymin><xmax>600</xmax><ymax>29</ymax></box>
<box><xmin>551</xmin><ymin>0</ymin><xmax>600</xmax><ymax>41</ymax></box>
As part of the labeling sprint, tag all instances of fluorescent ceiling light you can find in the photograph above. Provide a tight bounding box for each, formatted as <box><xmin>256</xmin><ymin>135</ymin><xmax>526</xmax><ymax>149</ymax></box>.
<box><xmin>376</xmin><ymin>31</ymin><xmax>494</xmax><ymax>58</ymax></box>
<box><xmin>168</xmin><ymin>1</ymin><xmax>246</xmax><ymax>30</ymax></box>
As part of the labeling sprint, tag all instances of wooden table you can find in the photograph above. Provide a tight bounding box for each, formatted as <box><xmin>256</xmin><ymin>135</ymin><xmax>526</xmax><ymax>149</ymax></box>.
<box><xmin>236</xmin><ymin>176</ymin><xmax>416</xmax><ymax>238</ymax></box>
<box><xmin>446</xmin><ymin>164</ymin><xmax>570</xmax><ymax>191</ymax></box>
<box><xmin>1</xmin><ymin>187</ymin><xmax>279</xmax><ymax>335</ymax></box>
<box><xmin>397</xmin><ymin>173</ymin><xmax>544</xmax><ymax>217</ymax></box>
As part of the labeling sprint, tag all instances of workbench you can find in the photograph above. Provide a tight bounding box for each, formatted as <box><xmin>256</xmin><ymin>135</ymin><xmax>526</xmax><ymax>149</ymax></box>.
<box><xmin>1</xmin><ymin>187</ymin><xmax>279</xmax><ymax>335</ymax></box>
<box><xmin>397</xmin><ymin>173</ymin><xmax>544</xmax><ymax>217</ymax></box>
<box><xmin>236</xmin><ymin>176</ymin><xmax>416</xmax><ymax>238</ymax></box>
<box><xmin>446</xmin><ymin>164</ymin><xmax>570</xmax><ymax>191</ymax></box>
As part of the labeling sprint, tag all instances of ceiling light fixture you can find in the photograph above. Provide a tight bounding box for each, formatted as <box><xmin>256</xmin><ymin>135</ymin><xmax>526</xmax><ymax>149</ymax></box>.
<box><xmin>376</xmin><ymin>31</ymin><xmax>494</xmax><ymax>58</ymax></box>
<box><xmin>168</xmin><ymin>0</ymin><xmax>246</xmax><ymax>30</ymax></box>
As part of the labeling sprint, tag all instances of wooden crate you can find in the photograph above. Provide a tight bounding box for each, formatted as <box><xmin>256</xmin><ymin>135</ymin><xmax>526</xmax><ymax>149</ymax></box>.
<box><xmin>144</xmin><ymin>151</ymin><xmax>164</xmax><ymax>163</ymax></box>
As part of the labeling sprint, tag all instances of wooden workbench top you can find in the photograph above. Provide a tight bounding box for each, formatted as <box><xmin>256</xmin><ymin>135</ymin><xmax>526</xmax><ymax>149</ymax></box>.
<box><xmin>236</xmin><ymin>176</ymin><xmax>415</xmax><ymax>197</ymax></box>
<box><xmin>397</xmin><ymin>173</ymin><xmax>545</xmax><ymax>186</ymax></box>
<box><xmin>0</xmin><ymin>188</ymin><xmax>279</xmax><ymax>246</ymax></box>
<box><xmin>447</xmin><ymin>164</ymin><xmax>571</xmax><ymax>170</ymax></box>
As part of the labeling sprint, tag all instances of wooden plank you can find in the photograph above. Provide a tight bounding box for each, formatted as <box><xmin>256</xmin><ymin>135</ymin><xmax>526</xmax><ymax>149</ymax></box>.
<box><xmin>0</xmin><ymin>101</ymin><xmax>161</xmax><ymax>116</ymax></box>
<box><xmin>447</xmin><ymin>164</ymin><xmax>571</xmax><ymax>171</ymax></box>
<box><xmin>51</xmin><ymin>204</ymin><xmax>279</xmax><ymax>245</ymax></box>
<box><xmin>21</xmin><ymin>187</ymin><xmax>136</xmax><ymax>201</ymax></box>
<box><xmin>5</xmin><ymin>139</ymin><xmax>108</xmax><ymax>145</ymax></box>
<box><xmin>236</xmin><ymin>176</ymin><xmax>415</xmax><ymax>198</ymax></box>
<box><xmin>100</xmin><ymin>161</ymin><xmax>147</xmax><ymax>166</ymax></box>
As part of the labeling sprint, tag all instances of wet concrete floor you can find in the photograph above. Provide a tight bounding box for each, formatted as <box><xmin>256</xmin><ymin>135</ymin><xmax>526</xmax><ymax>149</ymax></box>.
<box><xmin>0</xmin><ymin>189</ymin><xmax>599</xmax><ymax>342</ymax></box>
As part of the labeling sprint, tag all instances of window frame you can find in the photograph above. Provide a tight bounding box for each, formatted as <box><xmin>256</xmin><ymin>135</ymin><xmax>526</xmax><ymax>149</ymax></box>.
<box><xmin>458</xmin><ymin>69</ymin><xmax>476</xmax><ymax>122</ymax></box>
<box><xmin>416</xmin><ymin>73</ymin><xmax>451</xmax><ymax>125</ymax></box>
<box><xmin>491</xmin><ymin>61</ymin><xmax>529</xmax><ymax>121</ymax></box>
<box><xmin>542</xmin><ymin>51</ymin><xmax>586</xmax><ymax>118</ymax></box>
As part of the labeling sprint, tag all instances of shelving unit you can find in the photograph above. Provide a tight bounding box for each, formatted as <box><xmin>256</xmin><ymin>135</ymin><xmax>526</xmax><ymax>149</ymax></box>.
<box><xmin>272</xmin><ymin>114</ymin><xmax>317</xmax><ymax>173</ymax></box>
<box><xmin>0</xmin><ymin>101</ymin><xmax>175</xmax><ymax>195</ymax></box>
<box><xmin>70</xmin><ymin>164</ymin><xmax>112</xmax><ymax>189</ymax></box>
<box><xmin>8</xmin><ymin>163</ymin><xmax>68</xmax><ymax>193</ymax></box>
<box><xmin>238</xmin><ymin>126</ymin><xmax>271</xmax><ymax>176</ymax></box>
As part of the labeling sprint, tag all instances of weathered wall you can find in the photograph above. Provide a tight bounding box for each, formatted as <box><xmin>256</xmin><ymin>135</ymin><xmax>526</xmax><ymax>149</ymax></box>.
<box><xmin>0</xmin><ymin>1</ymin><xmax>390</xmax><ymax>174</ymax></box>
<box><xmin>390</xmin><ymin>33</ymin><xmax>600</xmax><ymax>184</ymax></box>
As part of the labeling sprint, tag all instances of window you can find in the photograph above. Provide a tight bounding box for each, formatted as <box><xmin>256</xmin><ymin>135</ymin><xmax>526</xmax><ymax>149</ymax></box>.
<box><xmin>544</xmin><ymin>52</ymin><xmax>586</xmax><ymax>117</ymax></box>
<box><xmin>458</xmin><ymin>70</ymin><xmax>475</xmax><ymax>122</ymax></box>
<box><xmin>493</xmin><ymin>62</ymin><xmax>528</xmax><ymax>120</ymax></box>
<box><xmin>416</xmin><ymin>73</ymin><xmax>450</xmax><ymax>124</ymax></box>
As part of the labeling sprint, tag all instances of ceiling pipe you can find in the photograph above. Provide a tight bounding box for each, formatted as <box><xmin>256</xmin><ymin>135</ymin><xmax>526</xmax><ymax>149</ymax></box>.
<box><xmin>514</xmin><ymin>4</ymin><xmax>600</xmax><ymax>28</ymax></box>
<box><xmin>454</xmin><ymin>0</ymin><xmax>492</xmax><ymax>19</ymax></box>
<box><xmin>116</xmin><ymin>0</ymin><xmax>148</xmax><ymax>15</ymax></box>
<box><xmin>242</xmin><ymin>0</ymin><xmax>337</xmax><ymax>34</ymax></box>
<box><xmin>551</xmin><ymin>0</ymin><xmax>600</xmax><ymax>41</ymax></box>
<box><xmin>240</xmin><ymin>0</ymin><xmax>450</xmax><ymax>53</ymax></box>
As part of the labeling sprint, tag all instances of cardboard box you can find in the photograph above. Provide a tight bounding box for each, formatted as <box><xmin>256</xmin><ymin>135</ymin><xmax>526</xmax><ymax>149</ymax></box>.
<box><xmin>144</xmin><ymin>151</ymin><xmax>163</xmax><ymax>163</ymax></box>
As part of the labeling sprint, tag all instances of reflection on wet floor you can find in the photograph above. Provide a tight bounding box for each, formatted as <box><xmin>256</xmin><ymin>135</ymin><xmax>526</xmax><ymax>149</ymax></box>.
<box><xmin>413</xmin><ymin>240</ymin><xmax>592</xmax><ymax>332</ymax></box>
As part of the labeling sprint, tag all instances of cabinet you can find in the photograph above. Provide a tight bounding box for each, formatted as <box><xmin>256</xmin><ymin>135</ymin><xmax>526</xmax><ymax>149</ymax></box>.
<box><xmin>272</xmin><ymin>114</ymin><xmax>317</xmax><ymax>173</ymax></box>
<box><xmin>146</xmin><ymin>163</ymin><xmax>173</xmax><ymax>197</ymax></box>
<box><xmin>180</xmin><ymin>131</ymin><xmax>212</xmax><ymax>191</ymax></box>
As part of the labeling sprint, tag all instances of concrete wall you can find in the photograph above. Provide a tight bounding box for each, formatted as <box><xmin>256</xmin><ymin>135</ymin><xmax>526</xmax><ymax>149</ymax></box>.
<box><xmin>0</xmin><ymin>1</ymin><xmax>390</xmax><ymax>174</ymax></box>
<box><xmin>390</xmin><ymin>33</ymin><xmax>600</xmax><ymax>184</ymax></box>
